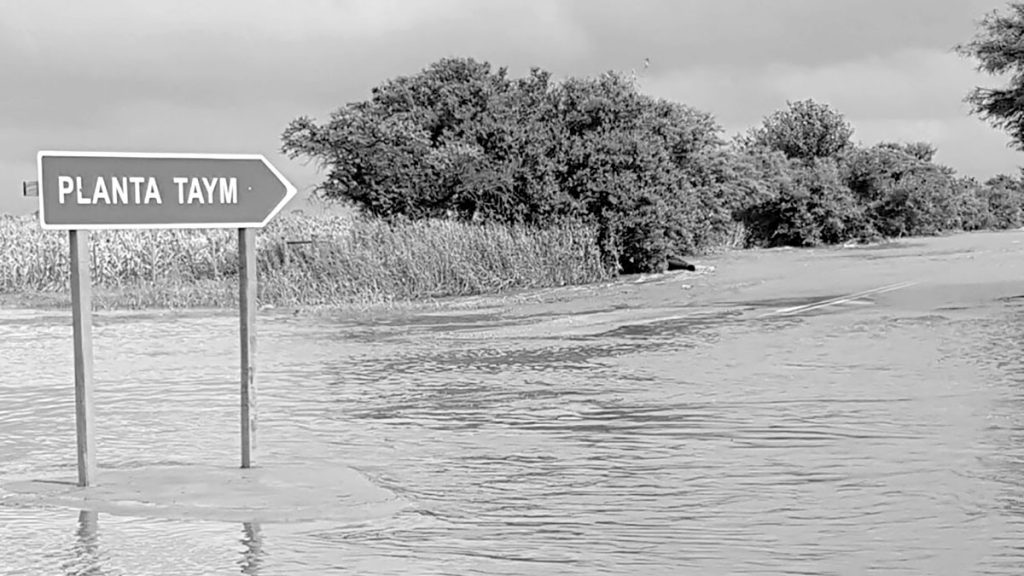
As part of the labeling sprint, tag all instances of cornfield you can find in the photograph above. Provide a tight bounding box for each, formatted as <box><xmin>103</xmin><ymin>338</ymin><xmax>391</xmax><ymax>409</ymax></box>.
<box><xmin>0</xmin><ymin>211</ymin><xmax>608</xmax><ymax>309</ymax></box>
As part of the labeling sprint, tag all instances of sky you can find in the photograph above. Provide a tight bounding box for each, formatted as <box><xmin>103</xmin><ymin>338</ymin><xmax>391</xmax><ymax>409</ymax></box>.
<box><xmin>1</xmin><ymin>0</ymin><xmax>1021</xmax><ymax>215</ymax></box>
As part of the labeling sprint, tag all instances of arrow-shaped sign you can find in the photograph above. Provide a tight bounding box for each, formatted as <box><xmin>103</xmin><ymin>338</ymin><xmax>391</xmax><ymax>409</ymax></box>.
<box><xmin>37</xmin><ymin>151</ymin><xmax>298</xmax><ymax>230</ymax></box>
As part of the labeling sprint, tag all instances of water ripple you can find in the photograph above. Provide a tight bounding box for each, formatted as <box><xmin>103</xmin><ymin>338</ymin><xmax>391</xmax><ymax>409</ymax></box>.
<box><xmin>3</xmin><ymin>299</ymin><xmax>1024</xmax><ymax>574</ymax></box>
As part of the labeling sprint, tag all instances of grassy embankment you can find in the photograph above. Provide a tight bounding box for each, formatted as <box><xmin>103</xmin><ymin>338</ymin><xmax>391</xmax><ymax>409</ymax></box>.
<box><xmin>0</xmin><ymin>210</ymin><xmax>609</xmax><ymax>311</ymax></box>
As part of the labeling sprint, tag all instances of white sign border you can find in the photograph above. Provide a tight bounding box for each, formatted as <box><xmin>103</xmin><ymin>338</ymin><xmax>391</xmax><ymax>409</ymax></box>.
<box><xmin>36</xmin><ymin>151</ymin><xmax>299</xmax><ymax>231</ymax></box>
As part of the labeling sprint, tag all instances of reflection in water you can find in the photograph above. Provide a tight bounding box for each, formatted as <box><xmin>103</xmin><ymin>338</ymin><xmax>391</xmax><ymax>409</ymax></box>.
<box><xmin>239</xmin><ymin>523</ymin><xmax>264</xmax><ymax>576</ymax></box>
<box><xmin>64</xmin><ymin>510</ymin><xmax>101</xmax><ymax>576</ymax></box>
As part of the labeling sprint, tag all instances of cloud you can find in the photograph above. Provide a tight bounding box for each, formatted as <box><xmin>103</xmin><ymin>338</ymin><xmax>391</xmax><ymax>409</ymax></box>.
<box><xmin>558</xmin><ymin>0</ymin><xmax>1003</xmax><ymax>71</ymax></box>
<box><xmin>0</xmin><ymin>0</ymin><xmax>1004</xmax><ymax>125</ymax></box>
<box><xmin>642</xmin><ymin>47</ymin><xmax>984</xmax><ymax>120</ymax></box>
<box><xmin>0</xmin><ymin>0</ymin><xmax>592</xmax><ymax>131</ymax></box>
<box><xmin>758</xmin><ymin>49</ymin><xmax>981</xmax><ymax>119</ymax></box>
<box><xmin>1</xmin><ymin>0</ymin><xmax>1021</xmax><ymax>215</ymax></box>
<box><xmin>1</xmin><ymin>0</ymin><xmax>463</xmax><ymax>44</ymax></box>
<box><xmin>638</xmin><ymin>45</ymin><xmax>1024</xmax><ymax>178</ymax></box>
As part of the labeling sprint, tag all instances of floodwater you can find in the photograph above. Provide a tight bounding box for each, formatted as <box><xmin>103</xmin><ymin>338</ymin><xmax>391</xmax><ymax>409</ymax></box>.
<box><xmin>4</xmin><ymin>230</ymin><xmax>1024</xmax><ymax>575</ymax></box>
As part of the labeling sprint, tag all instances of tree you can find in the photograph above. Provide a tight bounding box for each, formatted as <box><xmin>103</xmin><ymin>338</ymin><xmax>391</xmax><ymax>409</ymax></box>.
<box><xmin>951</xmin><ymin>176</ymin><xmax>993</xmax><ymax>231</ymax></box>
<box><xmin>841</xmin><ymin>144</ymin><xmax>925</xmax><ymax>204</ymax></box>
<box><xmin>877</xmin><ymin>141</ymin><xmax>937</xmax><ymax>162</ymax></box>
<box><xmin>282</xmin><ymin>57</ymin><xmax>556</xmax><ymax>223</ymax></box>
<box><xmin>282</xmin><ymin>61</ymin><xmax>740</xmax><ymax>273</ymax></box>
<box><xmin>640</xmin><ymin>97</ymin><xmax>723</xmax><ymax>168</ymax></box>
<box><xmin>281</xmin><ymin>106</ymin><xmax>446</xmax><ymax>219</ymax></box>
<box><xmin>979</xmin><ymin>173</ymin><xmax>1024</xmax><ymax>228</ymax></box>
<box><xmin>957</xmin><ymin>3</ymin><xmax>1024</xmax><ymax>149</ymax></box>
<box><xmin>871</xmin><ymin>165</ymin><xmax>964</xmax><ymax>236</ymax></box>
<box><xmin>545</xmin><ymin>72</ymin><xmax>695</xmax><ymax>272</ymax></box>
<box><xmin>739</xmin><ymin>157</ymin><xmax>867</xmax><ymax>247</ymax></box>
<box><xmin>742</xmin><ymin>99</ymin><xmax>854</xmax><ymax>161</ymax></box>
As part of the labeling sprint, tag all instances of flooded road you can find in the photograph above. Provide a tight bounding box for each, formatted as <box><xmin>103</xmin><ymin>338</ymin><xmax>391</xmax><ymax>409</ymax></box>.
<box><xmin>4</xmin><ymin>230</ymin><xmax>1024</xmax><ymax>575</ymax></box>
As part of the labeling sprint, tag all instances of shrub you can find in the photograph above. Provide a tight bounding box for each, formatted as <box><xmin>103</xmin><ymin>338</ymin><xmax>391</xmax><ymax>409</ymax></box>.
<box><xmin>741</xmin><ymin>99</ymin><xmax>855</xmax><ymax>161</ymax></box>
<box><xmin>739</xmin><ymin>157</ymin><xmax>869</xmax><ymax>247</ymax></box>
<box><xmin>977</xmin><ymin>174</ymin><xmax>1024</xmax><ymax>229</ymax></box>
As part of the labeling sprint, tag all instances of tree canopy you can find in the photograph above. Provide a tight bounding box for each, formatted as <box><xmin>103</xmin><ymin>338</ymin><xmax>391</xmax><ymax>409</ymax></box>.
<box><xmin>282</xmin><ymin>57</ymin><xmax>730</xmax><ymax>273</ymax></box>
<box><xmin>742</xmin><ymin>99</ymin><xmax>854</xmax><ymax>161</ymax></box>
<box><xmin>957</xmin><ymin>2</ymin><xmax>1024</xmax><ymax>149</ymax></box>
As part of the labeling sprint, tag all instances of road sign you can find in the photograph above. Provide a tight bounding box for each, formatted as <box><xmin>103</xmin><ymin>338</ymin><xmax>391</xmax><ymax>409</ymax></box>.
<box><xmin>36</xmin><ymin>149</ymin><xmax>299</xmax><ymax>482</ymax></box>
<box><xmin>37</xmin><ymin>151</ymin><xmax>297</xmax><ymax>230</ymax></box>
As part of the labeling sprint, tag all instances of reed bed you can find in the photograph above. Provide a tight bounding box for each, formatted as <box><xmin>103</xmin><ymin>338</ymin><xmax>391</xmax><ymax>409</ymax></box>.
<box><xmin>0</xmin><ymin>211</ymin><xmax>608</xmax><ymax>309</ymax></box>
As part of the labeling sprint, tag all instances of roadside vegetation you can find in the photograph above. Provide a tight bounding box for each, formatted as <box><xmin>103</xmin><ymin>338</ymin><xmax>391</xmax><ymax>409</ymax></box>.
<box><xmin>0</xmin><ymin>210</ymin><xmax>606</xmax><ymax>309</ymax></box>
<box><xmin>4</xmin><ymin>4</ymin><xmax>1024</xmax><ymax>310</ymax></box>
<box><xmin>282</xmin><ymin>57</ymin><xmax>1024</xmax><ymax>266</ymax></box>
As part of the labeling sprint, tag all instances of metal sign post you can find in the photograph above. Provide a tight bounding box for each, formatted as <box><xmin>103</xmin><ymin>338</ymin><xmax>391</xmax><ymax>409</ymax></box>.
<box><xmin>37</xmin><ymin>151</ymin><xmax>297</xmax><ymax>485</ymax></box>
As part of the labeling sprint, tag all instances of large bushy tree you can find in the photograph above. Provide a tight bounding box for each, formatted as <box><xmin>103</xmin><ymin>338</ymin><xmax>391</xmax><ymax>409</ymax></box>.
<box><xmin>282</xmin><ymin>58</ymin><xmax>731</xmax><ymax>273</ymax></box>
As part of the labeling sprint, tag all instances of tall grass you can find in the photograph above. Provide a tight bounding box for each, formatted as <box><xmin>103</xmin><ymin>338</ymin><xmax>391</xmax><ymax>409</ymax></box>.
<box><xmin>0</xmin><ymin>211</ymin><xmax>608</xmax><ymax>309</ymax></box>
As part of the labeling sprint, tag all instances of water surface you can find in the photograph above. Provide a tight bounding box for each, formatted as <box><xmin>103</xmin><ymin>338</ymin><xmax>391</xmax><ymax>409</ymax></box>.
<box><xmin>4</xmin><ymin>231</ymin><xmax>1024</xmax><ymax>575</ymax></box>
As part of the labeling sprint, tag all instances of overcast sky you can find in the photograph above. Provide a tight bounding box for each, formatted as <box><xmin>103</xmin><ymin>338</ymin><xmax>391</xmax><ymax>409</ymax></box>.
<box><xmin>1</xmin><ymin>0</ymin><xmax>1019</xmax><ymax>215</ymax></box>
